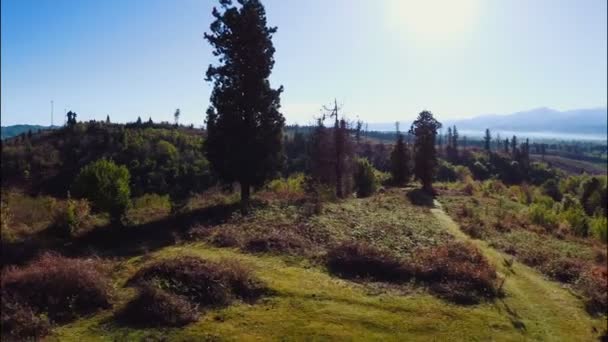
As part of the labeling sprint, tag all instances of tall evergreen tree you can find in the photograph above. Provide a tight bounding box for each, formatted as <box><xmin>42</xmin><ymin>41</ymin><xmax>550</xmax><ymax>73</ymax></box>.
<box><xmin>106</xmin><ymin>115</ymin><xmax>110</xmax><ymax>124</ymax></box>
<box><xmin>409</xmin><ymin>110</ymin><xmax>442</xmax><ymax>193</ymax></box>
<box><xmin>484</xmin><ymin>128</ymin><xmax>491</xmax><ymax>152</ymax></box>
<box><xmin>204</xmin><ymin>0</ymin><xmax>285</xmax><ymax>214</ymax></box>
<box><xmin>511</xmin><ymin>135</ymin><xmax>518</xmax><ymax>157</ymax></box>
<box><xmin>174</xmin><ymin>108</ymin><xmax>180</xmax><ymax>126</ymax></box>
<box><xmin>390</xmin><ymin>130</ymin><xmax>411</xmax><ymax>186</ymax></box>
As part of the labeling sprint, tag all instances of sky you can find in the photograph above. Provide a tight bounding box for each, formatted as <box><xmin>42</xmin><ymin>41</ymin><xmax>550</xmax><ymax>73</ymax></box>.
<box><xmin>1</xmin><ymin>0</ymin><xmax>606</xmax><ymax>126</ymax></box>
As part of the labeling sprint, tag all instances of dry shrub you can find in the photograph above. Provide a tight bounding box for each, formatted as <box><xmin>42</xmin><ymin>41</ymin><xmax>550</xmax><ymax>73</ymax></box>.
<box><xmin>244</xmin><ymin>231</ymin><xmax>310</xmax><ymax>255</ymax></box>
<box><xmin>413</xmin><ymin>242</ymin><xmax>502</xmax><ymax>304</ymax></box>
<box><xmin>541</xmin><ymin>258</ymin><xmax>585</xmax><ymax>283</ymax></box>
<box><xmin>326</xmin><ymin>241</ymin><xmax>413</xmax><ymax>282</ymax></box>
<box><xmin>118</xmin><ymin>286</ymin><xmax>198</xmax><ymax>327</ymax></box>
<box><xmin>515</xmin><ymin>247</ymin><xmax>555</xmax><ymax>267</ymax></box>
<box><xmin>577</xmin><ymin>266</ymin><xmax>607</xmax><ymax>315</ymax></box>
<box><xmin>129</xmin><ymin>256</ymin><xmax>267</xmax><ymax>308</ymax></box>
<box><xmin>1</xmin><ymin>253</ymin><xmax>111</xmax><ymax>339</ymax></box>
<box><xmin>1</xmin><ymin>298</ymin><xmax>50</xmax><ymax>341</ymax></box>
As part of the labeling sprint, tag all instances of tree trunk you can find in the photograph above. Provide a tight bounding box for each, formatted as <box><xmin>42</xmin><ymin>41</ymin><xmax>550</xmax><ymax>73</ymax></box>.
<box><xmin>240</xmin><ymin>181</ymin><xmax>250</xmax><ymax>215</ymax></box>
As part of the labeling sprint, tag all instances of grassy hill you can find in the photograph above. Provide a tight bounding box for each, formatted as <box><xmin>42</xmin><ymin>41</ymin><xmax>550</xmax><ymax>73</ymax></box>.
<box><xmin>1</xmin><ymin>125</ymin><xmax>606</xmax><ymax>341</ymax></box>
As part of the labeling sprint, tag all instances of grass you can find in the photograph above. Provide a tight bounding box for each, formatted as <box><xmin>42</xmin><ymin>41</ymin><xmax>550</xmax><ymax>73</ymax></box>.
<box><xmin>48</xmin><ymin>240</ymin><xmax>605</xmax><ymax>341</ymax></box>
<box><xmin>6</xmin><ymin>187</ymin><xmax>605</xmax><ymax>341</ymax></box>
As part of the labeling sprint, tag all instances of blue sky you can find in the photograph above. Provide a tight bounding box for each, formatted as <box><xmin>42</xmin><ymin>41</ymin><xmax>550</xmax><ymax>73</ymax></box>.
<box><xmin>1</xmin><ymin>0</ymin><xmax>606</xmax><ymax>126</ymax></box>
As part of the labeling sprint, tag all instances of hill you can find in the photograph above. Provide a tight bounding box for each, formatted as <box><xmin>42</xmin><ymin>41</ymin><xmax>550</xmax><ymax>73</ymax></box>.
<box><xmin>1</xmin><ymin>124</ymin><xmax>59</xmax><ymax>140</ymax></box>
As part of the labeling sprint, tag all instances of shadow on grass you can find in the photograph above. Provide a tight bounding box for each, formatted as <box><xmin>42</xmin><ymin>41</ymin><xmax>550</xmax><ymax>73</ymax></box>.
<box><xmin>406</xmin><ymin>188</ymin><xmax>435</xmax><ymax>207</ymax></box>
<box><xmin>2</xmin><ymin>201</ymin><xmax>242</xmax><ymax>266</ymax></box>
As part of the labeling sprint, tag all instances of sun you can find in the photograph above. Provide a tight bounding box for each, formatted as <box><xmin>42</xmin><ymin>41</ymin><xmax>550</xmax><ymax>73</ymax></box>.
<box><xmin>386</xmin><ymin>0</ymin><xmax>480</xmax><ymax>42</ymax></box>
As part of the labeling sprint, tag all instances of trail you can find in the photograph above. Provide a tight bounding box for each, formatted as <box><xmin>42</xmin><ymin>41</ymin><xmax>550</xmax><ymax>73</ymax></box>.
<box><xmin>431</xmin><ymin>199</ymin><xmax>605</xmax><ymax>341</ymax></box>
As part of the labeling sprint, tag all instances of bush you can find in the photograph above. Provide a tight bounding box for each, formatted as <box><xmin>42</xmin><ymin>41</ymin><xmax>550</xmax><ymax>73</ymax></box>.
<box><xmin>559</xmin><ymin>206</ymin><xmax>588</xmax><ymax>237</ymax></box>
<box><xmin>577</xmin><ymin>266</ymin><xmax>607</xmax><ymax>315</ymax></box>
<box><xmin>244</xmin><ymin>231</ymin><xmax>310</xmax><ymax>255</ymax></box>
<box><xmin>589</xmin><ymin>215</ymin><xmax>608</xmax><ymax>243</ymax></box>
<box><xmin>436</xmin><ymin>160</ymin><xmax>458</xmax><ymax>182</ymax></box>
<box><xmin>353</xmin><ymin>158</ymin><xmax>377</xmax><ymax>198</ymax></box>
<box><xmin>413</xmin><ymin>242</ymin><xmax>501</xmax><ymax>304</ymax></box>
<box><xmin>129</xmin><ymin>256</ymin><xmax>266</xmax><ymax>307</ymax></box>
<box><xmin>1</xmin><ymin>253</ymin><xmax>111</xmax><ymax>338</ymax></box>
<box><xmin>541</xmin><ymin>179</ymin><xmax>562</xmax><ymax>201</ymax></box>
<box><xmin>118</xmin><ymin>286</ymin><xmax>198</xmax><ymax>327</ymax></box>
<box><xmin>72</xmin><ymin>158</ymin><xmax>131</xmax><ymax>221</ymax></box>
<box><xmin>1</xmin><ymin>298</ymin><xmax>50</xmax><ymax>341</ymax></box>
<box><xmin>470</xmin><ymin>161</ymin><xmax>490</xmax><ymax>180</ymax></box>
<box><xmin>528</xmin><ymin>204</ymin><xmax>558</xmax><ymax>231</ymax></box>
<box><xmin>326</xmin><ymin>241</ymin><xmax>412</xmax><ymax>282</ymax></box>
<box><xmin>541</xmin><ymin>258</ymin><xmax>585</xmax><ymax>283</ymax></box>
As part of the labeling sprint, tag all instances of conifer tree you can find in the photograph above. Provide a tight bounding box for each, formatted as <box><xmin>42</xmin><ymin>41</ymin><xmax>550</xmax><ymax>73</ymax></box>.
<box><xmin>484</xmin><ymin>128</ymin><xmax>491</xmax><ymax>152</ymax></box>
<box><xmin>409</xmin><ymin>110</ymin><xmax>442</xmax><ymax>193</ymax></box>
<box><xmin>390</xmin><ymin>125</ymin><xmax>411</xmax><ymax>186</ymax></box>
<box><xmin>106</xmin><ymin>115</ymin><xmax>110</xmax><ymax>124</ymax></box>
<box><xmin>204</xmin><ymin>0</ymin><xmax>285</xmax><ymax>214</ymax></box>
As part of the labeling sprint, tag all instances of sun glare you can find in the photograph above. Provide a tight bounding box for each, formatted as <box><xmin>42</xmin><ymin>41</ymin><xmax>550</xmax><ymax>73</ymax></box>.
<box><xmin>386</xmin><ymin>0</ymin><xmax>480</xmax><ymax>42</ymax></box>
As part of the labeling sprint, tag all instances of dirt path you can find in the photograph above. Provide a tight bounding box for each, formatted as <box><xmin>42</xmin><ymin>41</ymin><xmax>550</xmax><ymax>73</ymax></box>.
<box><xmin>431</xmin><ymin>200</ymin><xmax>605</xmax><ymax>341</ymax></box>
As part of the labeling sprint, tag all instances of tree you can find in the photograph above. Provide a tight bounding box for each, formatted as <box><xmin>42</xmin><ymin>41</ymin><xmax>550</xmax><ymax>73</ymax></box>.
<box><xmin>484</xmin><ymin>128</ymin><xmax>491</xmax><ymax>152</ymax></box>
<box><xmin>106</xmin><ymin>115</ymin><xmax>110</xmax><ymax>124</ymax></box>
<box><xmin>72</xmin><ymin>158</ymin><xmax>130</xmax><ymax>222</ymax></box>
<box><xmin>504</xmin><ymin>138</ymin><xmax>510</xmax><ymax>154</ymax></box>
<box><xmin>390</xmin><ymin>127</ymin><xmax>411</xmax><ymax>185</ymax></box>
<box><xmin>174</xmin><ymin>108</ymin><xmax>180</xmax><ymax>126</ymax></box>
<box><xmin>354</xmin><ymin>158</ymin><xmax>377</xmax><ymax>197</ymax></box>
<box><xmin>409</xmin><ymin>110</ymin><xmax>442</xmax><ymax>193</ymax></box>
<box><xmin>136</xmin><ymin>116</ymin><xmax>142</xmax><ymax>125</ymax></box>
<box><xmin>511</xmin><ymin>135</ymin><xmax>518</xmax><ymax>157</ymax></box>
<box><xmin>66</xmin><ymin>111</ymin><xmax>77</xmax><ymax>126</ymax></box>
<box><xmin>204</xmin><ymin>0</ymin><xmax>285</xmax><ymax>214</ymax></box>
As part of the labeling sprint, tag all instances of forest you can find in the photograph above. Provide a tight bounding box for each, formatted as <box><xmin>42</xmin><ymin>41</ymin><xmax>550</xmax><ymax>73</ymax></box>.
<box><xmin>1</xmin><ymin>0</ymin><xmax>607</xmax><ymax>341</ymax></box>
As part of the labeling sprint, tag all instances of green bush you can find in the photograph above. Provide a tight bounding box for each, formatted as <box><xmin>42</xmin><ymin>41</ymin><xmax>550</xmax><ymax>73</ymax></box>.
<box><xmin>589</xmin><ymin>215</ymin><xmax>607</xmax><ymax>243</ymax></box>
<box><xmin>125</xmin><ymin>193</ymin><xmax>172</xmax><ymax>225</ymax></box>
<box><xmin>559</xmin><ymin>206</ymin><xmax>588</xmax><ymax>237</ymax></box>
<box><xmin>72</xmin><ymin>159</ymin><xmax>131</xmax><ymax>221</ymax></box>
<box><xmin>354</xmin><ymin>158</ymin><xmax>377</xmax><ymax>198</ymax></box>
<box><xmin>541</xmin><ymin>179</ymin><xmax>562</xmax><ymax>201</ymax></box>
<box><xmin>436</xmin><ymin>160</ymin><xmax>458</xmax><ymax>182</ymax></box>
<box><xmin>528</xmin><ymin>204</ymin><xmax>558</xmax><ymax>231</ymax></box>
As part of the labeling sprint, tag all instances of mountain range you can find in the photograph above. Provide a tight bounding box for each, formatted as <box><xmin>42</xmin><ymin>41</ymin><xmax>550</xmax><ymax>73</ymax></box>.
<box><xmin>365</xmin><ymin>107</ymin><xmax>607</xmax><ymax>137</ymax></box>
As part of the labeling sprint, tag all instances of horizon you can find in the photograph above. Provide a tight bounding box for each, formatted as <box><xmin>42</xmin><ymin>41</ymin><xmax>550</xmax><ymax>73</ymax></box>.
<box><xmin>1</xmin><ymin>0</ymin><xmax>607</xmax><ymax>126</ymax></box>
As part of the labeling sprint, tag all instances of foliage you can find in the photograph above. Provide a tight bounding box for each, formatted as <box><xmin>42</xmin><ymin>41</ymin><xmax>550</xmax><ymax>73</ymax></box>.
<box><xmin>436</xmin><ymin>160</ymin><xmax>458</xmax><ymax>182</ymax></box>
<box><xmin>204</xmin><ymin>0</ymin><xmax>285</xmax><ymax>213</ymax></box>
<box><xmin>589</xmin><ymin>215</ymin><xmax>607</xmax><ymax>243</ymax></box>
<box><xmin>353</xmin><ymin>158</ymin><xmax>377</xmax><ymax>197</ymax></box>
<box><xmin>541</xmin><ymin>179</ymin><xmax>562</xmax><ymax>201</ymax></box>
<box><xmin>129</xmin><ymin>256</ymin><xmax>267</xmax><ymax>307</ymax></box>
<box><xmin>1</xmin><ymin>253</ymin><xmax>111</xmax><ymax>339</ymax></box>
<box><xmin>409</xmin><ymin>110</ymin><xmax>442</xmax><ymax>192</ymax></box>
<box><xmin>72</xmin><ymin>158</ymin><xmax>131</xmax><ymax>220</ymax></box>
<box><xmin>125</xmin><ymin>193</ymin><xmax>172</xmax><ymax>225</ymax></box>
<box><xmin>326</xmin><ymin>241</ymin><xmax>412</xmax><ymax>282</ymax></box>
<box><xmin>118</xmin><ymin>285</ymin><xmax>198</xmax><ymax>327</ymax></box>
<box><xmin>390</xmin><ymin>132</ymin><xmax>411</xmax><ymax>185</ymax></box>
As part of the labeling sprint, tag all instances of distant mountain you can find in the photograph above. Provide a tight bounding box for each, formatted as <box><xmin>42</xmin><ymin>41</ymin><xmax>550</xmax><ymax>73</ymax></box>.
<box><xmin>365</xmin><ymin>107</ymin><xmax>607</xmax><ymax>138</ymax></box>
<box><xmin>445</xmin><ymin>107</ymin><xmax>607</xmax><ymax>135</ymax></box>
<box><xmin>1</xmin><ymin>125</ymin><xmax>59</xmax><ymax>140</ymax></box>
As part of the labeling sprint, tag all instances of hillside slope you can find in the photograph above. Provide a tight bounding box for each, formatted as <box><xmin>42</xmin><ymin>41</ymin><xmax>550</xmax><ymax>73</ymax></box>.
<box><xmin>45</xmin><ymin>191</ymin><xmax>604</xmax><ymax>341</ymax></box>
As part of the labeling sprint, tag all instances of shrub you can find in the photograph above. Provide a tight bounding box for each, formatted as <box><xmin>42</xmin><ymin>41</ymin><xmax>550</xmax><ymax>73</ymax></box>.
<box><xmin>541</xmin><ymin>179</ymin><xmax>562</xmax><ymax>201</ymax></box>
<box><xmin>1</xmin><ymin>298</ymin><xmax>50</xmax><ymax>341</ymax></box>
<box><xmin>326</xmin><ymin>241</ymin><xmax>413</xmax><ymax>282</ymax></box>
<box><xmin>541</xmin><ymin>258</ymin><xmax>585</xmax><ymax>283</ymax></box>
<box><xmin>577</xmin><ymin>266</ymin><xmax>607</xmax><ymax>315</ymax></box>
<box><xmin>353</xmin><ymin>158</ymin><xmax>377</xmax><ymax>198</ymax></box>
<box><xmin>0</xmin><ymin>253</ymin><xmax>111</xmax><ymax>338</ymax></box>
<box><xmin>528</xmin><ymin>204</ymin><xmax>558</xmax><ymax>231</ymax></box>
<box><xmin>559</xmin><ymin>206</ymin><xmax>588</xmax><ymax>237</ymax></box>
<box><xmin>52</xmin><ymin>196</ymin><xmax>92</xmax><ymax>237</ymax></box>
<box><xmin>118</xmin><ymin>286</ymin><xmax>198</xmax><ymax>327</ymax></box>
<box><xmin>589</xmin><ymin>215</ymin><xmax>608</xmax><ymax>243</ymax></box>
<box><xmin>470</xmin><ymin>161</ymin><xmax>490</xmax><ymax>180</ymax></box>
<box><xmin>244</xmin><ymin>231</ymin><xmax>309</xmax><ymax>255</ymax></box>
<box><xmin>413</xmin><ymin>242</ymin><xmax>501</xmax><ymax>304</ymax></box>
<box><xmin>72</xmin><ymin>158</ymin><xmax>131</xmax><ymax>221</ymax></box>
<box><xmin>436</xmin><ymin>160</ymin><xmax>458</xmax><ymax>182</ymax></box>
<box><xmin>129</xmin><ymin>256</ymin><xmax>266</xmax><ymax>307</ymax></box>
